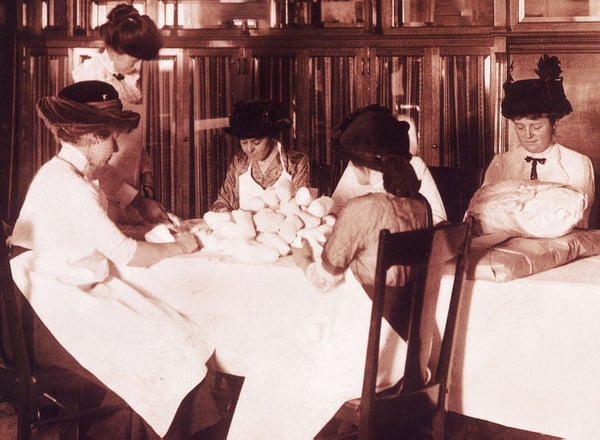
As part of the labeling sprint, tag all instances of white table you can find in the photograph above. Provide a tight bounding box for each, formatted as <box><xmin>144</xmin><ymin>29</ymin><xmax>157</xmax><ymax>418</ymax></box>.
<box><xmin>18</xmin><ymin>244</ymin><xmax>600</xmax><ymax>439</ymax></box>
<box><xmin>128</xmin><ymin>251</ymin><xmax>600</xmax><ymax>440</ymax></box>
<box><xmin>117</xmin><ymin>252</ymin><xmax>407</xmax><ymax>440</ymax></box>
<box><xmin>447</xmin><ymin>254</ymin><xmax>600</xmax><ymax>440</ymax></box>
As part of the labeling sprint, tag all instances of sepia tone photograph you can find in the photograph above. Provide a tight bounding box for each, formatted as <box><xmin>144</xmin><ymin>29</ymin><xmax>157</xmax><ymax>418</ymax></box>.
<box><xmin>1</xmin><ymin>1</ymin><xmax>599</xmax><ymax>439</ymax></box>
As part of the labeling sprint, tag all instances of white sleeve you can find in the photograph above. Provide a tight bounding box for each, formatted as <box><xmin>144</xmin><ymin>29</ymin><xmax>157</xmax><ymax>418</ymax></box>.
<box><xmin>410</xmin><ymin>156</ymin><xmax>447</xmax><ymax>225</ymax></box>
<box><xmin>330</xmin><ymin>165</ymin><xmax>357</xmax><ymax>214</ymax></box>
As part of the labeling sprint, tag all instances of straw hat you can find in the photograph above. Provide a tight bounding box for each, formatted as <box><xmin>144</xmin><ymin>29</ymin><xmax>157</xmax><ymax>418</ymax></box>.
<box><xmin>36</xmin><ymin>80</ymin><xmax>140</xmax><ymax>133</ymax></box>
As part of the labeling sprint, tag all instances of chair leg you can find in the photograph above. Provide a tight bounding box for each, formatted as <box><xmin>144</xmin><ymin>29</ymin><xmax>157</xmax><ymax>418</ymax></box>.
<box><xmin>16</xmin><ymin>403</ymin><xmax>33</xmax><ymax>440</ymax></box>
<box><xmin>431</xmin><ymin>410</ymin><xmax>445</xmax><ymax>440</ymax></box>
<box><xmin>212</xmin><ymin>372</ymin><xmax>244</xmax><ymax>439</ymax></box>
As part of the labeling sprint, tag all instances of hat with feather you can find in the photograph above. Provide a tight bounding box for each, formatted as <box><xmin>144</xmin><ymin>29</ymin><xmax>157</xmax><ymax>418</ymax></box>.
<box><xmin>501</xmin><ymin>54</ymin><xmax>573</xmax><ymax>119</ymax></box>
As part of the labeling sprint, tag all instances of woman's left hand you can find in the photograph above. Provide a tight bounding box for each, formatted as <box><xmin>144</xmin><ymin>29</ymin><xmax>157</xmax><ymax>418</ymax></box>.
<box><xmin>175</xmin><ymin>231</ymin><xmax>201</xmax><ymax>254</ymax></box>
<box><xmin>292</xmin><ymin>238</ymin><xmax>313</xmax><ymax>271</ymax></box>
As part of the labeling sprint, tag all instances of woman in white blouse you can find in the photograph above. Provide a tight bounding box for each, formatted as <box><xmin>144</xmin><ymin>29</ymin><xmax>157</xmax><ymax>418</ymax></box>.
<box><xmin>72</xmin><ymin>4</ymin><xmax>167</xmax><ymax>226</ymax></box>
<box><xmin>10</xmin><ymin>81</ymin><xmax>220</xmax><ymax>439</ymax></box>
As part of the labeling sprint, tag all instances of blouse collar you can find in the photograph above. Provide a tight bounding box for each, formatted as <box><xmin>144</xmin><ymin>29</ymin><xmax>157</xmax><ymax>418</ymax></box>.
<box><xmin>57</xmin><ymin>143</ymin><xmax>89</xmax><ymax>176</ymax></box>
<box><xmin>521</xmin><ymin>142</ymin><xmax>558</xmax><ymax>160</ymax></box>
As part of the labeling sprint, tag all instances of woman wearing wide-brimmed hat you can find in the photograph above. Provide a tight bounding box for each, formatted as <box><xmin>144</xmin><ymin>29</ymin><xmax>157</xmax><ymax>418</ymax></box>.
<box><xmin>211</xmin><ymin>100</ymin><xmax>310</xmax><ymax>212</ymax></box>
<box><xmin>482</xmin><ymin>54</ymin><xmax>595</xmax><ymax>227</ymax></box>
<box><xmin>10</xmin><ymin>81</ymin><xmax>220</xmax><ymax>439</ymax></box>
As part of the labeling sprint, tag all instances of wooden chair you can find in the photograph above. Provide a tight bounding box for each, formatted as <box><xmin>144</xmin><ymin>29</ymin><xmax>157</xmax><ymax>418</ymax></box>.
<box><xmin>587</xmin><ymin>173</ymin><xmax>600</xmax><ymax>229</ymax></box>
<box><xmin>315</xmin><ymin>219</ymin><xmax>473</xmax><ymax>440</ymax></box>
<box><xmin>0</xmin><ymin>225</ymin><xmax>130</xmax><ymax>440</ymax></box>
<box><xmin>429</xmin><ymin>166</ymin><xmax>484</xmax><ymax>223</ymax></box>
<box><xmin>212</xmin><ymin>371</ymin><xmax>245</xmax><ymax>439</ymax></box>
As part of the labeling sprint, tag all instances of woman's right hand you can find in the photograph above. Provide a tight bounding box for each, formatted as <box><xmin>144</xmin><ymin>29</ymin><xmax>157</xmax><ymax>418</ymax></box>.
<box><xmin>175</xmin><ymin>231</ymin><xmax>201</xmax><ymax>254</ymax></box>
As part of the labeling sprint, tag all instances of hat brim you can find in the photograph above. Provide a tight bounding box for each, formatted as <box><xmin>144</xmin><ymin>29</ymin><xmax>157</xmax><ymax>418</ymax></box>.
<box><xmin>224</xmin><ymin>121</ymin><xmax>290</xmax><ymax>139</ymax></box>
<box><xmin>37</xmin><ymin>96</ymin><xmax>140</xmax><ymax>132</ymax></box>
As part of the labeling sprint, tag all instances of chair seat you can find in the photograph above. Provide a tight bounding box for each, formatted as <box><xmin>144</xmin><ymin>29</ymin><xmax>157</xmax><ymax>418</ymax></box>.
<box><xmin>321</xmin><ymin>383</ymin><xmax>441</xmax><ymax>436</ymax></box>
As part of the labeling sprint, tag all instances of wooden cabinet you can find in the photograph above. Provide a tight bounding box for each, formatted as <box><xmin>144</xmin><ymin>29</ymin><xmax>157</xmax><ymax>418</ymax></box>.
<box><xmin>6</xmin><ymin>0</ymin><xmax>600</xmax><ymax>220</ymax></box>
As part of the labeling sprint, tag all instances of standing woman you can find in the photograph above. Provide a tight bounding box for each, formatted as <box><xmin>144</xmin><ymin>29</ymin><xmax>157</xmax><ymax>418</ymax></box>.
<box><xmin>73</xmin><ymin>3</ymin><xmax>167</xmax><ymax>225</ymax></box>
<box><xmin>211</xmin><ymin>100</ymin><xmax>310</xmax><ymax>212</ymax></box>
<box><xmin>482</xmin><ymin>54</ymin><xmax>595</xmax><ymax>227</ymax></box>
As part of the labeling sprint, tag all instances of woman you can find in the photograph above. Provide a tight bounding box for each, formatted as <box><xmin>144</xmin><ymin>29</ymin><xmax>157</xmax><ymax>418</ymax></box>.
<box><xmin>10</xmin><ymin>81</ymin><xmax>219</xmax><ymax>439</ymax></box>
<box><xmin>330</xmin><ymin>104</ymin><xmax>447</xmax><ymax>225</ymax></box>
<box><xmin>73</xmin><ymin>3</ymin><xmax>167</xmax><ymax>225</ymax></box>
<box><xmin>211</xmin><ymin>100</ymin><xmax>310</xmax><ymax>212</ymax></box>
<box><xmin>482</xmin><ymin>54</ymin><xmax>595</xmax><ymax>227</ymax></box>
<box><xmin>294</xmin><ymin>108</ymin><xmax>431</xmax><ymax>295</ymax></box>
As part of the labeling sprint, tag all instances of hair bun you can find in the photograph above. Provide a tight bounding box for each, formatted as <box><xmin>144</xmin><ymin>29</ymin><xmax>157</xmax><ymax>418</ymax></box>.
<box><xmin>107</xmin><ymin>4</ymin><xmax>139</xmax><ymax>23</ymax></box>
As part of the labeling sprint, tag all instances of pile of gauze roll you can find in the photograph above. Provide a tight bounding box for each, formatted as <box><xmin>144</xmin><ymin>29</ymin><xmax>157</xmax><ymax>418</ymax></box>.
<box><xmin>195</xmin><ymin>179</ymin><xmax>335</xmax><ymax>264</ymax></box>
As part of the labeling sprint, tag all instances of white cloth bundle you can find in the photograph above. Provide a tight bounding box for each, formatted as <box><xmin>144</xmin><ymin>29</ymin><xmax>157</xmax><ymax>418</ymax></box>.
<box><xmin>467</xmin><ymin>179</ymin><xmax>587</xmax><ymax>238</ymax></box>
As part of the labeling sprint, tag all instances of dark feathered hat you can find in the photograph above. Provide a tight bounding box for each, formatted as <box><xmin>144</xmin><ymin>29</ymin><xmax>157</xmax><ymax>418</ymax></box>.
<box><xmin>335</xmin><ymin>104</ymin><xmax>411</xmax><ymax>171</ymax></box>
<box><xmin>224</xmin><ymin>100</ymin><xmax>291</xmax><ymax>138</ymax></box>
<box><xmin>501</xmin><ymin>54</ymin><xmax>573</xmax><ymax>119</ymax></box>
<box><xmin>36</xmin><ymin>80</ymin><xmax>140</xmax><ymax>133</ymax></box>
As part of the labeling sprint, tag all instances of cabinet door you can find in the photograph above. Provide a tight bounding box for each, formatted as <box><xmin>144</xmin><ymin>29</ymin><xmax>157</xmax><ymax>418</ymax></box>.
<box><xmin>142</xmin><ymin>49</ymin><xmax>184</xmax><ymax>215</ymax></box>
<box><xmin>248</xmin><ymin>49</ymin><xmax>298</xmax><ymax>154</ymax></box>
<box><xmin>371</xmin><ymin>50</ymin><xmax>424</xmax><ymax>157</ymax></box>
<box><xmin>13</xmin><ymin>46</ymin><xmax>71</xmax><ymax>217</ymax></box>
<box><xmin>297</xmin><ymin>48</ymin><xmax>366</xmax><ymax>167</ymax></box>
<box><xmin>187</xmin><ymin>48</ymin><xmax>244</xmax><ymax>216</ymax></box>
<box><xmin>369</xmin><ymin>47</ymin><xmax>495</xmax><ymax>169</ymax></box>
<box><xmin>438</xmin><ymin>53</ymin><xmax>494</xmax><ymax>168</ymax></box>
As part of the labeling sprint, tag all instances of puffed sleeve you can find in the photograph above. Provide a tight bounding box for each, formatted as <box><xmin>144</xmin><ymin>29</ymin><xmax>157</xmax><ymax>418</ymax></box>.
<box><xmin>321</xmin><ymin>197</ymin><xmax>374</xmax><ymax>276</ymax></box>
<box><xmin>288</xmin><ymin>151</ymin><xmax>310</xmax><ymax>191</ymax></box>
<box><xmin>482</xmin><ymin>154</ymin><xmax>505</xmax><ymax>187</ymax></box>
<box><xmin>80</xmin><ymin>183</ymin><xmax>138</xmax><ymax>265</ymax></box>
<box><xmin>211</xmin><ymin>155</ymin><xmax>245</xmax><ymax>212</ymax></box>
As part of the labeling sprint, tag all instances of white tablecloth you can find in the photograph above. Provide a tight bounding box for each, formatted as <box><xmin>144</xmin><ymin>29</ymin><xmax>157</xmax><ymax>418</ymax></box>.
<box><xmin>15</xmin><ymin>243</ymin><xmax>600</xmax><ymax>439</ymax></box>
<box><xmin>117</xmin><ymin>252</ymin><xmax>407</xmax><ymax>439</ymax></box>
<box><xmin>447</xmin><ymin>254</ymin><xmax>600</xmax><ymax>440</ymax></box>
<box><xmin>145</xmin><ymin>251</ymin><xmax>599</xmax><ymax>440</ymax></box>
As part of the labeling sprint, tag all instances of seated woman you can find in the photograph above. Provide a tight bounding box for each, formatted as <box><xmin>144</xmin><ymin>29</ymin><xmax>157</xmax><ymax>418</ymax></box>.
<box><xmin>330</xmin><ymin>104</ymin><xmax>447</xmax><ymax>225</ymax></box>
<box><xmin>481</xmin><ymin>54</ymin><xmax>595</xmax><ymax>228</ymax></box>
<box><xmin>211</xmin><ymin>100</ymin><xmax>310</xmax><ymax>212</ymax></box>
<box><xmin>293</xmin><ymin>108</ymin><xmax>431</xmax><ymax>336</ymax></box>
<box><xmin>10</xmin><ymin>81</ymin><xmax>219</xmax><ymax>439</ymax></box>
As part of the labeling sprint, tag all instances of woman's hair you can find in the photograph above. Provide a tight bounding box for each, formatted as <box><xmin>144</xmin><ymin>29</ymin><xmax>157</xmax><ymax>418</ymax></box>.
<box><xmin>99</xmin><ymin>4</ymin><xmax>163</xmax><ymax>60</ymax></box>
<box><xmin>513</xmin><ymin>112</ymin><xmax>560</xmax><ymax>126</ymax></box>
<box><xmin>382</xmin><ymin>155</ymin><xmax>421</xmax><ymax>198</ymax></box>
<box><xmin>53</xmin><ymin>126</ymin><xmax>115</xmax><ymax>145</ymax></box>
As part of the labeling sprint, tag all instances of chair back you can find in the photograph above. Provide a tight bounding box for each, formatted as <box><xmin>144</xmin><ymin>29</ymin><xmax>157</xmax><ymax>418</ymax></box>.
<box><xmin>359</xmin><ymin>219</ymin><xmax>473</xmax><ymax>439</ymax></box>
<box><xmin>429</xmin><ymin>166</ymin><xmax>484</xmax><ymax>223</ymax></box>
<box><xmin>0</xmin><ymin>225</ymin><xmax>36</xmax><ymax>437</ymax></box>
<box><xmin>587</xmin><ymin>173</ymin><xmax>600</xmax><ymax>229</ymax></box>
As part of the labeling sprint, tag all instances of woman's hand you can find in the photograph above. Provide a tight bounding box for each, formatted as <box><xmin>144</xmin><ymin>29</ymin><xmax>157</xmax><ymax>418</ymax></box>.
<box><xmin>175</xmin><ymin>231</ymin><xmax>201</xmax><ymax>255</ymax></box>
<box><xmin>132</xmin><ymin>193</ymin><xmax>168</xmax><ymax>223</ymax></box>
<box><xmin>292</xmin><ymin>238</ymin><xmax>314</xmax><ymax>272</ymax></box>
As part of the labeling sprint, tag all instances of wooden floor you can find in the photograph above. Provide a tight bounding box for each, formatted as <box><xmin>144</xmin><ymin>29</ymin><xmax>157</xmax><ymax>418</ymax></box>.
<box><xmin>0</xmin><ymin>402</ymin><xmax>562</xmax><ymax>440</ymax></box>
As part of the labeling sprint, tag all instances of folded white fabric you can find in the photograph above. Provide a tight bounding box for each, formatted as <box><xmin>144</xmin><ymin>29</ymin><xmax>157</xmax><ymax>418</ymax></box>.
<box><xmin>144</xmin><ymin>223</ymin><xmax>176</xmax><ymax>243</ymax></box>
<box><xmin>467</xmin><ymin>179</ymin><xmax>586</xmax><ymax>238</ymax></box>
